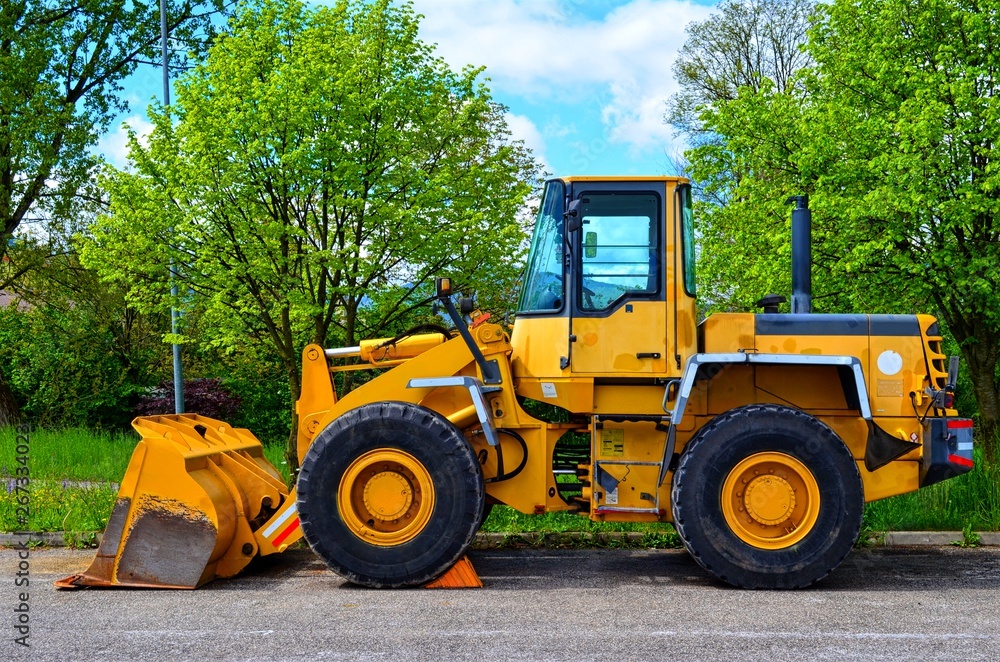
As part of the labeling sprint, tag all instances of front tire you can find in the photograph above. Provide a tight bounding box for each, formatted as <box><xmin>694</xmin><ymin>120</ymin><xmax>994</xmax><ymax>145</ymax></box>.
<box><xmin>297</xmin><ymin>401</ymin><xmax>484</xmax><ymax>588</ymax></box>
<box><xmin>671</xmin><ymin>404</ymin><xmax>864</xmax><ymax>589</ymax></box>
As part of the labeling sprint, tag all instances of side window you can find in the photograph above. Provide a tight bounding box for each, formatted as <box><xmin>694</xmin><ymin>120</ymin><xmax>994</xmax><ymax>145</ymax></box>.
<box><xmin>679</xmin><ymin>184</ymin><xmax>696</xmax><ymax>296</ymax></box>
<box><xmin>578</xmin><ymin>193</ymin><xmax>659</xmax><ymax>312</ymax></box>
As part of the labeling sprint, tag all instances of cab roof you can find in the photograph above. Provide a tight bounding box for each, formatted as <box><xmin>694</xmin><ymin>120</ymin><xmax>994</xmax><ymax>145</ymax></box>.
<box><xmin>554</xmin><ymin>175</ymin><xmax>690</xmax><ymax>184</ymax></box>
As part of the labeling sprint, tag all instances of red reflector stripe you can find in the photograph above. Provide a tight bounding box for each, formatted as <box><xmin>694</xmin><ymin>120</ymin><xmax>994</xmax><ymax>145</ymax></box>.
<box><xmin>948</xmin><ymin>454</ymin><xmax>974</xmax><ymax>469</ymax></box>
<box><xmin>272</xmin><ymin>517</ymin><xmax>300</xmax><ymax>545</ymax></box>
<box><xmin>948</xmin><ymin>420</ymin><xmax>973</xmax><ymax>429</ymax></box>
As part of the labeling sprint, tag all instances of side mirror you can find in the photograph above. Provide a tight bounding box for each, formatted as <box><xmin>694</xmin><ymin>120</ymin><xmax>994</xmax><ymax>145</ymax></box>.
<box><xmin>564</xmin><ymin>199</ymin><xmax>582</xmax><ymax>232</ymax></box>
<box><xmin>584</xmin><ymin>231</ymin><xmax>597</xmax><ymax>259</ymax></box>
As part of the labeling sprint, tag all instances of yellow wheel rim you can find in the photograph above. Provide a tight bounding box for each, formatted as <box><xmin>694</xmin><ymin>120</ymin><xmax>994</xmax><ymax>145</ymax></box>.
<box><xmin>721</xmin><ymin>451</ymin><xmax>820</xmax><ymax>550</ymax></box>
<box><xmin>338</xmin><ymin>449</ymin><xmax>435</xmax><ymax>546</ymax></box>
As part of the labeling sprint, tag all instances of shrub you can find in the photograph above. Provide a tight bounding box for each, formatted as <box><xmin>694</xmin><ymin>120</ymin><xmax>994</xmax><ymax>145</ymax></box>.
<box><xmin>134</xmin><ymin>378</ymin><xmax>241</xmax><ymax>421</ymax></box>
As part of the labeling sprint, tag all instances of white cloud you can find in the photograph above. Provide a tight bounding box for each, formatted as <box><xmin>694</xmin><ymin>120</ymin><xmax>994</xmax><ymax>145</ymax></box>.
<box><xmin>97</xmin><ymin>115</ymin><xmax>155</xmax><ymax>169</ymax></box>
<box><xmin>410</xmin><ymin>0</ymin><xmax>714</xmax><ymax>159</ymax></box>
<box><xmin>542</xmin><ymin>115</ymin><xmax>576</xmax><ymax>140</ymax></box>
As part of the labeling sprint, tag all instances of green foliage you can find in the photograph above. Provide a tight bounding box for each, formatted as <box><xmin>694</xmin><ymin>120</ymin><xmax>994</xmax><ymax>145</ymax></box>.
<box><xmin>667</xmin><ymin>0</ymin><xmax>813</xmax><ymax>142</ymax></box>
<box><xmin>0</xmin><ymin>257</ymin><xmax>166</xmax><ymax>428</ymax></box>
<box><xmin>81</xmin><ymin>0</ymin><xmax>540</xmax><ymax>466</ymax></box>
<box><xmin>952</xmin><ymin>523</ymin><xmax>981</xmax><ymax>548</ymax></box>
<box><xmin>83</xmin><ymin>0</ymin><xmax>538</xmax><ymax>350</ymax></box>
<box><xmin>520</xmin><ymin>398</ymin><xmax>572</xmax><ymax>423</ymax></box>
<box><xmin>0</xmin><ymin>0</ymin><xmax>229</xmax><ymax>427</ymax></box>
<box><xmin>220</xmin><ymin>352</ymin><xmax>293</xmax><ymax>446</ymax></box>
<box><xmin>682</xmin><ymin>0</ymin><xmax>1000</xmax><ymax>457</ymax></box>
<box><xmin>0</xmin><ymin>0</ymin><xmax>225</xmax><ymax>273</ymax></box>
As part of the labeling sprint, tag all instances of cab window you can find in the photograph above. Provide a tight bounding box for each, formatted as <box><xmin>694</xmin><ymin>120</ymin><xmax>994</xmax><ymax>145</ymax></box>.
<box><xmin>578</xmin><ymin>193</ymin><xmax>659</xmax><ymax>312</ymax></box>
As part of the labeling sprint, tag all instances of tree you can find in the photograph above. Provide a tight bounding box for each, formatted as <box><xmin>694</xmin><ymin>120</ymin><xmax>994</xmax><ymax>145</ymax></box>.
<box><xmin>666</xmin><ymin>0</ymin><xmax>814</xmax><ymax>141</ymax></box>
<box><xmin>684</xmin><ymin>0</ymin><xmax>1000</xmax><ymax>460</ymax></box>
<box><xmin>0</xmin><ymin>0</ymin><xmax>226</xmax><ymax>423</ymax></box>
<box><xmin>0</xmin><ymin>251</ymin><xmax>167</xmax><ymax>428</ymax></box>
<box><xmin>81</xmin><ymin>0</ymin><xmax>539</xmax><ymax>471</ymax></box>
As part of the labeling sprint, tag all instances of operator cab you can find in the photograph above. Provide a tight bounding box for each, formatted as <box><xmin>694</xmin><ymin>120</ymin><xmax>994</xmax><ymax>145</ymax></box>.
<box><xmin>511</xmin><ymin>177</ymin><xmax>697</xmax><ymax>396</ymax></box>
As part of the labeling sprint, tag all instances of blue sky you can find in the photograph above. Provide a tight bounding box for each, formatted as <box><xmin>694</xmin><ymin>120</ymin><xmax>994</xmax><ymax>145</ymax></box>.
<box><xmin>100</xmin><ymin>0</ymin><xmax>719</xmax><ymax>177</ymax></box>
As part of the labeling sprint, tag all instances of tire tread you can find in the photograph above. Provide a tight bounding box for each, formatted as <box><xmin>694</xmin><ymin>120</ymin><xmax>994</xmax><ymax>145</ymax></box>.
<box><xmin>671</xmin><ymin>404</ymin><xmax>863</xmax><ymax>589</ymax></box>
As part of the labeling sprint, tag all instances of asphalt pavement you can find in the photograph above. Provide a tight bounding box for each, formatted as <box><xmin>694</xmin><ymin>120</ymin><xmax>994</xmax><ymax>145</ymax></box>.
<box><xmin>3</xmin><ymin>545</ymin><xmax>1000</xmax><ymax>660</ymax></box>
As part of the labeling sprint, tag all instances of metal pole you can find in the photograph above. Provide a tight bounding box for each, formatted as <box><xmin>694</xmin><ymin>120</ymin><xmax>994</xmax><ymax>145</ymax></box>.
<box><xmin>161</xmin><ymin>0</ymin><xmax>184</xmax><ymax>413</ymax></box>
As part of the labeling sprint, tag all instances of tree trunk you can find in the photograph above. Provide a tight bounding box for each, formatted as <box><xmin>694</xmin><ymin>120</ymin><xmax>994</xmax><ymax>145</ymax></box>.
<box><xmin>342</xmin><ymin>303</ymin><xmax>358</xmax><ymax>394</ymax></box>
<box><xmin>966</xmin><ymin>360</ymin><xmax>1000</xmax><ymax>466</ymax></box>
<box><xmin>958</xmin><ymin>327</ymin><xmax>1000</xmax><ymax>466</ymax></box>
<box><xmin>976</xmin><ymin>418</ymin><xmax>1000</xmax><ymax>468</ymax></box>
<box><xmin>0</xmin><ymin>370</ymin><xmax>20</xmax><ymax>426</ymax></box>
<box><xmin>284</xmin><ymin>363</ymin><xmax>302</xmax><ymax>487</ymax></box>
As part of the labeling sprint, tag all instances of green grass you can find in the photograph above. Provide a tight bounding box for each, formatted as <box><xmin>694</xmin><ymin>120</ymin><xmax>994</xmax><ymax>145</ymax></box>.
<box><xmin>3</xmin><ymin>427</ymin><xmax>999</xmax><ymax>538</ymax></box>
<box><xmin>0</xmin><ymin>480</ymin><xmax>117</xmax><ymax>533</ymax></box>
<box><xmin>0</xmin><ymin>427</ymin><xmax>137</xmax><ymax>482</ymax></box>
<box><xmin>863</xmin><ymin>453</ymin><xmax>1000</xmax><ymax>532</ymax></box>
<box><xmin>481</xmin><ymin>506</ymin><xmax>676</xmax><ymax>533</ymax></box>
<box><xmin>0</xmin><ymin>427</ymin><xmax>130</xmax><ymax>534</ymax></box>
<box><xmin>262</xmin><ymin>442</ymin><xmax>292</xmax><ymax>483</ymax></box>
<box><xmin>479</xmin><ymin>507</ymin><xmax>683</xmax><ymax>548</ymax></box>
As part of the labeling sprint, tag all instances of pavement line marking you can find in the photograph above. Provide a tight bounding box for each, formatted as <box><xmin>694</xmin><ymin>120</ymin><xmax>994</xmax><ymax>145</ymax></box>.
<box><xmin>649</xmin><ymin>630</ymin><xmax>996</xmax><ymax>640</ymax></box>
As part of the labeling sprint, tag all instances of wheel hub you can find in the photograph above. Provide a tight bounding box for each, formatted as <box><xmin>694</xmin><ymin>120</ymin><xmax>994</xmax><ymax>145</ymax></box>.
<box><xmin>363</xmin><ymin>471</ymin><xmax>413</xmax><ymax>521</ymax></box>
<box><xmin>743</xmin><ymin>474</ymin><xmax>796</xmax><ymax>526</ymax></box>
<box><xmin>338</xmin><ymin>449</ymin><xmax>435</xmax><ymax>546</ymax></box>
<box><xmin>721</xmin><ymin>451</ymin><xmax>820</xmax><ymax>550</ymax></box>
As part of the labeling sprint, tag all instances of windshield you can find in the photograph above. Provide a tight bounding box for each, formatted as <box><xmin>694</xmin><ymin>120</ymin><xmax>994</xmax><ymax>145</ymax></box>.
<box><xmin>518</xmin><ymin>180</ymin><xmax>565</xmax><ymax>313</ymax></box>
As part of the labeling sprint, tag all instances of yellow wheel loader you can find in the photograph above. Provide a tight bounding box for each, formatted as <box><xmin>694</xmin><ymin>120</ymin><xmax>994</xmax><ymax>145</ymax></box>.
<box><xmin>59</xmin><ymin>176</ymin><xmax>974</xmax><ymax>591</ymax></box>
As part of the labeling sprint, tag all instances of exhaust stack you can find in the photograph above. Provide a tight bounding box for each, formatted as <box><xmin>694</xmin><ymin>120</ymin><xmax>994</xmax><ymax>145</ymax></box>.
<box><xmin>787</xmin><ymin>195</ymin><xmax>812</xmax><ymax>314</ymax></box>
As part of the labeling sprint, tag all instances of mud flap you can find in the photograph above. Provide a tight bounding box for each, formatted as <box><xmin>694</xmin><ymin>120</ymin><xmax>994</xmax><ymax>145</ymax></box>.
<box><xmin>864</xmin><ymin>420</ymin><xmax>920</xmax><ymax>472</ymax></box>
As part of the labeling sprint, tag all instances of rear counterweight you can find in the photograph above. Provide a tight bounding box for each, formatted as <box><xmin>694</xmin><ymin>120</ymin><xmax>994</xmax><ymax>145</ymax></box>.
<box><xmin>921</xmin><ymin>418</ymin><xmax>974</xmax><ymax>486</ymax></box>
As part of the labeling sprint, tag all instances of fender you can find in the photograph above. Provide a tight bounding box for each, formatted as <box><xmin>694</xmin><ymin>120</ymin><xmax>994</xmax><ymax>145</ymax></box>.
<box><xmin>658</xmin><ymin>353</ymin><xmax>913</xmax><ymax>485</ymax></box>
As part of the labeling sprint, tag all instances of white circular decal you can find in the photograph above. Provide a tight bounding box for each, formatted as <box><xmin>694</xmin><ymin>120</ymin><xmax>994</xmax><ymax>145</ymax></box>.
<box><xmin>877</xmin><ymin>350</ymin><xmax>903</xmax><ymax>376</ymax></box>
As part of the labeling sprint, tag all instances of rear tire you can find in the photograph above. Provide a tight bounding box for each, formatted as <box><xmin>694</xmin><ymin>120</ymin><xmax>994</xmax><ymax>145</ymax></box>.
<box><xmin>297</xmin><ymin>401</ymin><xmax>484</xmax><ymax>588</ymax></box>
<box><xmin>671</xmin><ymin>404</ymin><xmax>863</xmax><ymax>589</ymax></box>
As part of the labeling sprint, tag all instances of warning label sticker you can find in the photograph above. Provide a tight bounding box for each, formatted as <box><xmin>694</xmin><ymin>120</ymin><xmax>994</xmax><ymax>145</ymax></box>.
<box><xmin>877</xmin><ymin>379</ymin><xmax>904</xmax><ymax>397</ymax></box>
<box><xmin>600</xmin><ymin>429</ymin><xmax>624</xmax><ymax>457</ymax></box>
